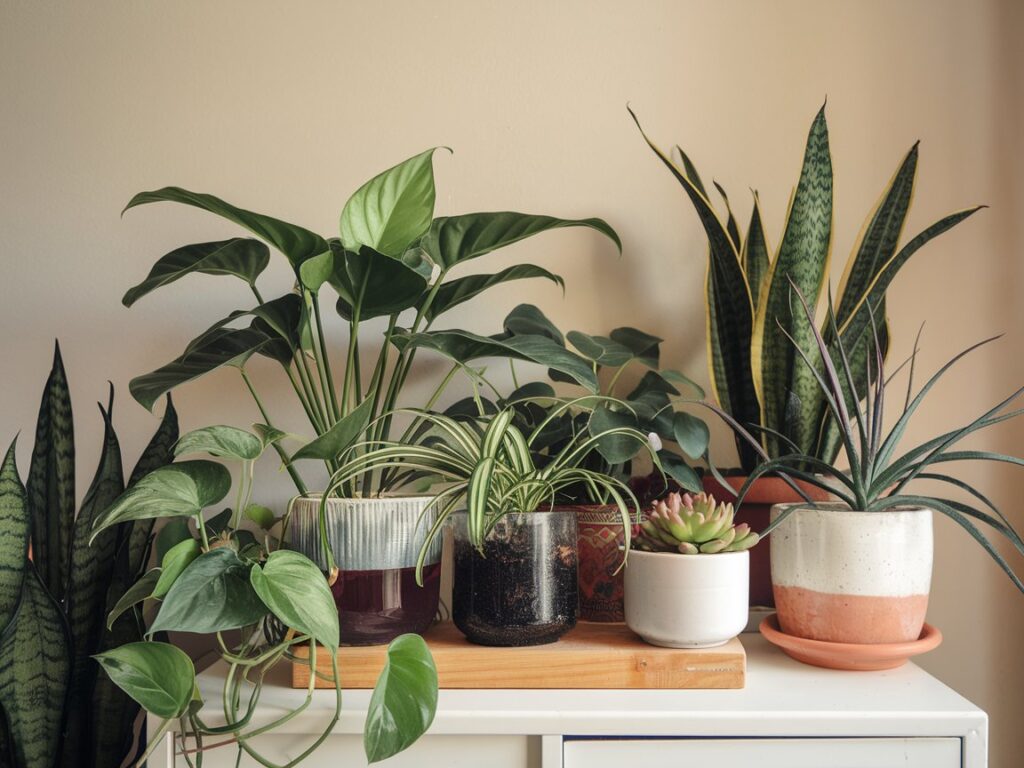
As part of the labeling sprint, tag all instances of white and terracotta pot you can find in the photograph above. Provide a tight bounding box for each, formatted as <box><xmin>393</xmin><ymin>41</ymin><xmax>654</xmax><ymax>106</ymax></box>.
<box><xmin>288</xmin><ymin>495</ymin><xmax>443</xmax><ymax>646</ymax></box>
<box><xmin>770</xmin><ymin>503</ymin><xmax>933</xmax><ymax>644</ymax></box>
<box><xmin>624</xmin><ymin>550</ymin><xmax>749</xmax><ymax>648</ymax></box>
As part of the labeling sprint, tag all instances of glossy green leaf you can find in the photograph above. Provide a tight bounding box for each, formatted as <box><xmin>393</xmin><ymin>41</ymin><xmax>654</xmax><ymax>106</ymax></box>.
<box><xmin>364</xmin><ymin>634</ymin><xmax>438</xmax><ymax>763</ymax></box>
<box><xmin>293</xmin><ymin>397</ymin><xmax>375</xmax><ymax>461</ymax></box>
<box><xmin>501</xmin><ymin>303</ymin><xmax>564</xmax><ymax>344</ymax></box>
<box><xmin>150</xmin><ymin>548</ymin><xmax>266</xmax><ymax>635</ymax></box>
<box><xmin>0</xmin><ymin>565</ymin><xmax>70</xmax><ymax>768</ymax></box>
<box><xmin>658</xmin><ymin>450</ymin><xmax>703</xmax><ymax>493</ymax></box>
<box><xmin>106</xmin><ymin>568</ymin><xmax>160</xmax><ymax>631</ymax></box>
<box><xmin>26</xmin><ymin>342</ymin><xmax>75</xmax><ymax>604</ymax></box>
<box><xmin>174</xmin><ymin>425</ymin><xmax>263</xmax><ymax>461</ymax></box>
<box><xmin>122</xmin><ymin>238</ymin><xmax>270</xmax><ymax>307</ymax></box>
<box><xmin>609</xmin><ymin>327</ymin><xmax>662</xmax><ymax>368</ymax></box>
<box><xmin>130</xmin><ymin>327</ymin><xmax>271</xmax><ymax>411</ymax></box>
<box><xmin>0</xmin><ymin>441</ymin><xmax>28</xmax><ymax>632</ymax></box>
<box><xmin>297</xmin><ymin>248</ymin><xmax>336</xmax><ymax>292</ymax></box>
<box><xmin>589</xmin><ymin>406</ymin><xmax>642</xmax><ymax>464</ymax></box>
<box><xmin>333</xmin><ymin>244</ymin><xmax>429</xmax><ymax>320</ymax></box>
<box><xmin>567</xmin><ymin>331</ymin><xmax>634</xmax><ymax>367</ymax></box>
<box><xmin>673</xmin><ymin>411</ymin><xmax>711</xmax><ymax>460</ymax></box>
<box><xmin>250</xmin><ymin>551</ymin><xmax>338</xmax><ymax>647</ymax></box>
<box><xmin>340</xmin><ymin>148</ymin><xmax>445</xmax><ymax>257</ymax></box>
<box><xmin>91</xmin><ymin>460</ymin><xmax>231</xmax><ymax>541</ymax></box>
<box><xmin>155</xmin><ymin>518</ymin><xmax>192</xmax><ymax>561</ymax></box>
<box><xmin>419</xmin><ymin>211</ymin><xmax>621</xmax><ymax>270</ymax></box>
<box><xmin>93</xmin><ymin>641</ymin><xmax>194</xmax><ymax>720</ymax></box>
<box><xmin>425</xmin><ymin>264</ymin><xmax>564</xmax><ymax>322</ymax></box>
<box><xmin>153</xmin><ymin>539</ymin><xmax>201</xmax><ymax>599</ymax></box>
<box><xmin>124</xmin><ymin>187</ymin><xmax>328</xmax><ymax>270</ymax></box>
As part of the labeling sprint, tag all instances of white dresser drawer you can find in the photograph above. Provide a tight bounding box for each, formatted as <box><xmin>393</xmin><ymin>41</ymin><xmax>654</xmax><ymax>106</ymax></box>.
<box><xmin>563</xmin><ymin>737</ymin><xmax>961</xmax><ymax>768</ymax></box>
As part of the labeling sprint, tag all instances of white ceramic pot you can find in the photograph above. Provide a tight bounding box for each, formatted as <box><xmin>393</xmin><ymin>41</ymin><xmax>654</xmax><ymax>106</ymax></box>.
<box><xmin>770</xmin><ymin>503</ymin><xmax>933</xmax><ymax>643</ymax></box>
<box><xmin>624</xmin><ymin>550</ymin><xmax>749</xmax><ymax>648</ymax></box>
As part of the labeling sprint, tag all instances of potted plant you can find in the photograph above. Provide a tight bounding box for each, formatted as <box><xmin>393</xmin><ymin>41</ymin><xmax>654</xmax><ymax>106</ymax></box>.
<box><xmin>719</xmin><ymin>284</ymin><xmax>1024</xmax><ymax>669</ymax></box>
<box><xmin>630</xmin><ymin>103</ymin><xmax>984</xmax><ymax>607</ymax></box>
<box><xmin>121</xmin><ymin>148</ymin><xmax>619</xmax><ymax>644</ymax></box>
<box><xmin>329</xmin><ymin>401</ymin><xmax>652</xmax><ymax>645</ymax></box>
<box><xmin>624</xmin><ymin>492</ymin><xmax>758</xmax><ymax>648</ymax></box>
<box><xmin>88</xmin><ymin>424</ymin><xmax>438</xmax><ymax>765</ymax></box>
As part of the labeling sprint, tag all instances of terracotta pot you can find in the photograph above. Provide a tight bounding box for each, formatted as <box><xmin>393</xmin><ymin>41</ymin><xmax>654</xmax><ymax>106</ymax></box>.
<box><xmin>565</xmin><ymin>505</ymin><xmax>638</xmax><ymax>622</ymax></box>
<box><xmin>770</xmin><ymin>503</ymin><xmax>933</xmax><ymax>644</ymax></box>
<box><xmin>701</xmin><ymin>475</ymin><xmax>830</xmax><ymax>607</ymax></box>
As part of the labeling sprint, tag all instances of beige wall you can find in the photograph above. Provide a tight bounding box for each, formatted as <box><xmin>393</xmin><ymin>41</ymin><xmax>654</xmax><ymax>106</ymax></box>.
<box><xmin>2</xmin><ymin>0</ymin><xmax>1022</xmax><ymax>764</ymax></box>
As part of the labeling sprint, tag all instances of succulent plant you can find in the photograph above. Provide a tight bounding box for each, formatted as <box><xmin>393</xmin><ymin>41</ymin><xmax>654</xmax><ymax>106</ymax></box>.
<box><xmin>637</xmin><ymin>492</ymin><xmax>759</xmax><ymax>554</ymax></box>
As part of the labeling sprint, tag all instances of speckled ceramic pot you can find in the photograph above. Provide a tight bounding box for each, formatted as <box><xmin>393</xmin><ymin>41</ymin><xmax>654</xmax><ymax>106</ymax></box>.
<box><xmin>770</xmin><ymin>504</ymin><xmax>933</xmax><ymax>644</ymax></box>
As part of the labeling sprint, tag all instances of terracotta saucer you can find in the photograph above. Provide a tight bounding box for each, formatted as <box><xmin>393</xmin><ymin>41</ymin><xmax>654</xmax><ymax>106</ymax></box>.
<box><xmin>759</xmin><ymin>613</ymin><xmax>942</xmax><ymax>671</ymax></box>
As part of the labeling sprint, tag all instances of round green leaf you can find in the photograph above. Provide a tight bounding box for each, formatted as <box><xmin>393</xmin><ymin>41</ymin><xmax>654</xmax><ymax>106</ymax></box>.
<box><xmin>93</xmin><ymin>641</ymin><xmax>195</xmax><ymax>720</ymax></box>
<box><xmin>673</xmin><ymin>411</ymin><xmax>711</xmax><ymax>460</ymax></box>
<box><xmin>244</xmin><ymin>504</ymin><xmax>277</xmax><ymax>530</ymax></box>
<box><xmin>174</xmin><ymin>425</ymin><xmax>263</xmax><ymax>461</ymax></box>
<box><xmin>249</xmin><ymin>551</ymin><xmax>339</xmax><ymax>648</ymax></box>
<box><xmin>364</xmin><ymin>634</ymin><xmax>438</xmax><ymax>763</ymax></box>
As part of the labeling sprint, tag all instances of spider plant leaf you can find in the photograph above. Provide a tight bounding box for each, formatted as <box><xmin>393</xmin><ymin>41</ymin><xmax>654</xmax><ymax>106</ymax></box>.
<box><xmin>467</xmin><ymin>457</ymin><xmax>496</xmax><ymax>547</ymax></box>
<box><xmin>125</xmin><ymin>187</ymin><xmax>328</xmax><ymax>271</ymax></box>
<box><xmin>742</xmin><ymin>192</ymin><xmax>771</xmax><ymax>306</ymax></box>
<box><xmin>752</xmin><ymin>104</ymin><xmax>833</xmax><ymax>457</ymax></box>
<box><xmin>341</xmin><ymin>148</ymin><xmax>445</xmax><ymax>258</ymax></box>
<box><xmin>0</xmin><ymin>441</ymin><xmax>29</xmax><ymax>634</ymax></box>
<box><xmin>629</xmin><ymin>107</ymin><xmax>759</xmax><ymax>467</ymax></box>
<box><xmin>122</xmin><ymin>238</ymin><xmax>270</xmax><ymax>307</ymax></box>
<box><xmin>425</xmin><ymin>264</ymin><xmax>564</xmax><ymax>322</ymax></box>
<box><xmin>26</xmin><ymin>342</ymin><xmax>75</xmax><ymax>604</ymax></box>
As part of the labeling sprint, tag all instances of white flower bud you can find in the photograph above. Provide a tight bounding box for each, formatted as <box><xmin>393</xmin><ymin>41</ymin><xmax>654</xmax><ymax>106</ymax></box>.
<box><xmin>647</xmin><ymin>431</ymin><xmax>662</xmax><ymax>452</ymax></box>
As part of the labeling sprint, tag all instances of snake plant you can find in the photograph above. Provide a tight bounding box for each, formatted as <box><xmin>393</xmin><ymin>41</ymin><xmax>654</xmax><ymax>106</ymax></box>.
<box><xmin>631</xmin><ymin>104</ymin><xmax>984</xmax><ymax>472</ymax></box>
<box><xmin>712</xmin><ymin>281</ymin><xmax>1024</xmax><ymax>592</ymax></box>
<box><xmin>0</xmin><ymin>344</ymin><xmax>177</xmax><ymax>768</ymax></box>
<box><xmin>122</xmin><ymin>149</ymin><xmax>619</xmax><ymax>498</ymax></box>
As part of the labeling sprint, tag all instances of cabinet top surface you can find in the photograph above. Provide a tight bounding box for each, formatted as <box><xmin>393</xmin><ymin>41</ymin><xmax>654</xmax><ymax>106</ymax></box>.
<box><xmin>190</xmin><ymin>634</ymin><xmax>985</xmax><ymax>737</ymax></box>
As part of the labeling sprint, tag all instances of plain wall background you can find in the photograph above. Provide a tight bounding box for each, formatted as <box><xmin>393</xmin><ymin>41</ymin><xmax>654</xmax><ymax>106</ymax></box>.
<box><xmin>1</xmin><ymin>0</ymin><xmax>1021</xmax><ymax>764</ymax></box>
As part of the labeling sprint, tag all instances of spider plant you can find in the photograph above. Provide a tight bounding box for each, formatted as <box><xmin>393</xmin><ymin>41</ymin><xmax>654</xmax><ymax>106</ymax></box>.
<box><xmin>323</xmin><ymin>398</ymin><xmax>656</xmax><ymax>580</ymax></box>
<box><xmin>709</xmin><ymin>279</ymin><xmax>1024</xmax><ymax>592</ymax></box>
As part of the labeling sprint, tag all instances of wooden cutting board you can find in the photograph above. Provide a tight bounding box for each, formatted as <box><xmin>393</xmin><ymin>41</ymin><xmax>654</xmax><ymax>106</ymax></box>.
<box><xmin>291</xmin><ymin>622</ymin><xmax>745</xmax><ymax>689</ymax></box>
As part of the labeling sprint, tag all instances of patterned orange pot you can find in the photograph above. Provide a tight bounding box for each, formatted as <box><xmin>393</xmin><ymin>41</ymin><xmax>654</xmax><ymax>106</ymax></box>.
<box><xmin>567</xmin><ymin>505</ymin><xmax>640</xmax><ymax>622</ymax></box>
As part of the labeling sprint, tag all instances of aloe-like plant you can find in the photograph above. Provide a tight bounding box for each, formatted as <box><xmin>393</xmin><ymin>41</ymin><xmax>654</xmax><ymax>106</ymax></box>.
<box><xmin>326</xmin><ymin>399</ymin><xmax>655</xmax><ymax>578</ymax></box>
<box><xmin>88</xmin><ymin>424</ymin><xmax>438</xmax><ymax>766</ymax></box>
<box><xmin>637</xmin><ymin>492</ymin><xmax>759</xmax><ymax>554</ymax></box>
<box><xmin>0</xmin><ymin>344</ymin><xmax>177</xmax><ymax>768</ymax></box>
<box><xmin>122</xmin><ymin>150</ymin><xmax>619</xmax><ymax>497</ymax></box>
<box><xmin>631</xmin><ymin>104</ymin><xmax>984</xmax><ymax>472</ymax></box>
<box><xmin>715</xmin><ymin>281</ymin><xmax>1024</xmax><ymax>591</ymax></box>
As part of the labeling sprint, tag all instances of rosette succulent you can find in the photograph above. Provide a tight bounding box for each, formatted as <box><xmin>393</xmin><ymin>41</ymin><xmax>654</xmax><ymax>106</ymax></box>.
<box><xmin>637</xmin><ymin>492</ymin><xmax>759</xmax><ymax>554</ymax></box>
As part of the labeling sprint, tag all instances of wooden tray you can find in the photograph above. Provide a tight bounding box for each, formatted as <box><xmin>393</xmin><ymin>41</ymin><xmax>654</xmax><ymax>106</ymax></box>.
<box><xmin>291</xmin><ymin>622</ymin><xmax>745</xmax><ymax>689</ymax></box>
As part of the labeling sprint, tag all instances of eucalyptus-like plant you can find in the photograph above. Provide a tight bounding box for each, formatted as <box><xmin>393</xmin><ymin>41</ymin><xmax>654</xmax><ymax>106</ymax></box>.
<box><xmin>326</xmin><ymin>399</ymin><xmax>655</xmax><ymax>579</ymax></box>
<box><xmin>88</xmin><ymin>425</ymin><xmax>437</xmax><ymax>767</ymax></box>
<box><xmin>714</xmin><ymin>282</ymin><xmax>1024</xmax><ymax>592</ymax></box>
<box><xmin>122</xmin><ymin>149</ymin><xmax>619</xmax><ymax>497</ymax></box>
<box><xmin>631</xmin><ymin>104</ymin><xmax>984</xmax><ymax>473</ymax></box>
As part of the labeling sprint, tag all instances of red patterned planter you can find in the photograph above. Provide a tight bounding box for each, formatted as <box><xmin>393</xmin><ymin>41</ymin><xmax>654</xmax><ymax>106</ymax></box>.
<box><xmin>568</xmin><ymin>505</ymin><xmax>640</xmax><ymax>622</ymax></box>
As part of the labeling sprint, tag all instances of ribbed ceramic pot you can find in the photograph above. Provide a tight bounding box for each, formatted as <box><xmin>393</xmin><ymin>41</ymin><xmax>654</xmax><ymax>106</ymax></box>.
<box><xmin>289</xmin><ymin>495</ymin><xmax>443</xmax><ymax>646</ymax></box>
<box><xmin>770</xmin><ymin>503</ymin><xmax>933</xmax><ymax>644</ymax></box>
<box><xmin>566</xmin><ymin>505</ymin><xmax>639</xmax><ymax>622</ymax></box>
<box><xmin>624</xmin><ymin>550</ymin><xmax>749</xmax><ymax>648</ymax></box>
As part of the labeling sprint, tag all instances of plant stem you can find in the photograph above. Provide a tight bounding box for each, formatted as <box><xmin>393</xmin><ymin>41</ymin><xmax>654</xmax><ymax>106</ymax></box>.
<box><xmin>240</xmin><ymin>369</ymin><xmax>308</xmax><ymax>496</ymax></box>
<box><xmin>311</xmin><ymin>294</ymin><xmax>341</xmax><ymax>421</ymax></box>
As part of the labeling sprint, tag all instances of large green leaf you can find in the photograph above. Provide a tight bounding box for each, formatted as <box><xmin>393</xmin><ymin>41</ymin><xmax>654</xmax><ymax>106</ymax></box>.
<box><xmin>0</xmin><ymin>565</ymin><xmax>71</xmax><ymax>768</ymax></box>
<box><xmin>753</xmin><ymin>104</ymin><xmax>833</xmax><ymax>457</ymax></box>
<box><xmin>122</xmin><ymin>238</ymin><xmax>270</xmax><ymax>307</ymax></box>
<box><xmin>124</xmin><ymin>187</ymin><xmax>328</xmax><ymax>270</ymax></box>
<box><xmin>293</xmin><ymin>397</ymin><xmax>374</xmax><ymax>461</ymax></box>
<box><xmin>673</xmin><ymin>411</ymin><xmax>711</xmax><ymax>460</ymax></box>
<box><xmin>106</xmin><ymin>568</ymin><xmax>160</xmax><ymax>631</ymax></box>
<box><xmin>567</xmin><ymin>331</ymin><xmax>634</xmax><ymax>368</ymax></box>
<box><xmin>609</xmin><ymin>327</ymin><xmax>662</xmax><ymax>368</ymax></box>
<box><xmin>364</xmin><ymin>634</ymin><xmax>438</xmax><ymax>763</ymax></box>
<box><xmin>501</xmin><ymin>303</ymin><xmax>564</xmax><ymax>344</ymax></box>
<box><xmin>153</xmin><ymin>539</ymin><xmax>201</xmax><ymax>599</ymax></box>
<box><xmin>588</xmin><ymin>406</ymin><xmax>642</xmax><ymax>464</ymax></box>
<box><xmin>392</xmin><ymin>328</ymin><xmax>598</xmax><ymax>391</ymax></box>
<box><xmin>91</xmin><ymin>460</ymin><xmax>232</xmax><ymax>541</ymax></box>
<box><xmin>249</xmin><ymin>551</ymin><xmax>339</xmax><ymax>647</ymax></box>
<box><xmin>333</xmin><ymin>244</ymin><xmax>429</xmax><ymax>320</ymax></box>
<box><xmin>419</xmin><ymin>211</ymin><xmax>621</xmax><ymax>270</ymax></box>
<box><xmin>130</xmin><ymin>327</ymin><xmax>271</xmax><ymax>412</ymax></box>
<box><xmin>93</xmin><ymin>642</ymin><xmax>194</xmax><ymax>720</ymax></box>
<box><xmin>340</xmin><ymin>148</ymin><xmax>445</xmax><ymax>257</ymax></box>
<box><xmin>425</xmin><ymin>264</ymin><xmax>564</xmax><ymax>322</ymax></box>
<box><xmin>149</xmin><ymin>548</ymin><xmax>266</xmax><ymax>635</ymax></box>
<box><xmin>0</xmin><ymin>441</ymin><xmax>28</xmax><ymax>632</ymax></box>
<box><xmin>174</xmin><ymin>425</ymin><xmax>263</xmax><ymax>461</ymax></box>
<box><xmin>26</xmin><ymin>342</ymin><xmax>75</xmax><ymax>603</ymax></box>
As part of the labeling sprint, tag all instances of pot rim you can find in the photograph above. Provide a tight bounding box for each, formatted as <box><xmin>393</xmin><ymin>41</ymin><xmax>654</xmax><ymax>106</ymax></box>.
<box><xmin>291</xmin><ymin>492</ymin><xmax>436</xmax><ymax>505</ymax></box>
<box><xmin>627</xmin><ymin>548</ymin><xmax>750</xmax><ymax>561</ymax></box>
<box><xmin>772</xmin><ymin>502</ymin><xmax>931</xmax><ymax>516</ymax></box>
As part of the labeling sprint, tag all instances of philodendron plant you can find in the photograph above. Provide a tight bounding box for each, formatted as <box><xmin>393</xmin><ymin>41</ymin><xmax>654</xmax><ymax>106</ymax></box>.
<box><xmin>122</xmin><ymin>149</ymin><xmax>619</xmax><ymax>497</ymax></box>
<box><xmin>0</xmin><ymin>345</ymin><xmax>177</xmax><ymax>768</ymax></box>
<box><xmin>716</xmin><ymin>281</ymin><xmax>1024</xmax><ymax>591</ymax></box>
<box><xmin>636</xmin><ymin>492</ymin><xmax>759</xmax><ymax>555</ymax></box>
<box><xmin>631</xmin><ymin>104</ymin><xmax>984</xmax><ymax>473</ymax></box>
<box><xmin>88</xmin><ymin>425</ymin><xmax>437</xmax><ymax>766</ymax></box>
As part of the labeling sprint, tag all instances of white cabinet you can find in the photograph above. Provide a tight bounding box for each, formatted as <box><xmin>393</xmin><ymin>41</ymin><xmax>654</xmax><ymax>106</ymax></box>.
<box><xmin>153</xmin><ymin>636</ymin><xmax>986</xmax><ymax>767</ymax></box>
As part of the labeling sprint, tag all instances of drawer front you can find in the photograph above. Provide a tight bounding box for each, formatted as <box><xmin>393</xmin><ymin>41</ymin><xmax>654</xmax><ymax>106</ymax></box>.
<box><xmin>563</xmin><ymin>737</ymin><xmax>961</xmax><ymax>768</ymax></box>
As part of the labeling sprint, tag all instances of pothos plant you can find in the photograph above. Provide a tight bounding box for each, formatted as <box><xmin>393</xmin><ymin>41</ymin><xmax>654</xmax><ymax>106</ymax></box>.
<box><xmin>88</xmin><ymin>425</ymin><xmax>438</xmax><ymax>767</ymax></box>
<box><xmin>122</xmin><ymin>149</ymin><xmax>620</xmax><ymax>497</ymax></box>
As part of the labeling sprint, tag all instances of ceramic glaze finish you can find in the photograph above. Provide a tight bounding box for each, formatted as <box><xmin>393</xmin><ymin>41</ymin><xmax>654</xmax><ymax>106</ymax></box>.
<box><xmin>624</xmin><ymin>550</ymin><xmax>748</xmax><ymax>648</ymax></box>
